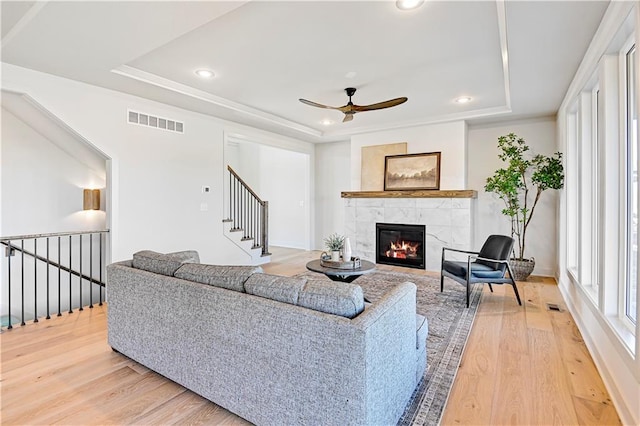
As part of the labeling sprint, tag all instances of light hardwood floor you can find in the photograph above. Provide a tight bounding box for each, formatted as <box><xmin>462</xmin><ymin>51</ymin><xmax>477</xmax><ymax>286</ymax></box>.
<box><xmin>0</xmin><ymin>248</ymin><xmax>620</xmax><ymax>425</ymax></box>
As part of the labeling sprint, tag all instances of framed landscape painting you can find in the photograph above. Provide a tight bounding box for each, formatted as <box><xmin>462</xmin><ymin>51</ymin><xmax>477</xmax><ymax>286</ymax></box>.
<box><xmin>384</xmin><ymin>152</ymin><xmax>441</xmax><ymax>190</ymax></box>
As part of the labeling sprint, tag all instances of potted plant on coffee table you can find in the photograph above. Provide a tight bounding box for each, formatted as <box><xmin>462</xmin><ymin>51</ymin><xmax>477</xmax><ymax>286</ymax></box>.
<box><xmin>324</xmin><ymin>233</ymin><xmax>345</xmax><ymax>262</ymax></box>
<box><xmin>484</xmin><ymin>133</ymin><xmax>564</xmax><ymax>280</ymax></box>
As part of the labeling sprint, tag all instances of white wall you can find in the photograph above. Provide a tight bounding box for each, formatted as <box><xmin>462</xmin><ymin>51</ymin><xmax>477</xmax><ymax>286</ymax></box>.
<box><xmin>1</xmin><ymin>108</ymin><xmax>107</xmax><ymax>235</ymax></box>
<box><xmin>314</xmin><ymin>121</ymin><xmax>468</xmax><ymax>252</ymax></box>
<box><xmin>1</xmin><ymin>63</ymin><xmax>311</xmax><ymax>265</ymax></box>
<box><xmin>225</xmin><ymin>139</ymin><xmax>311</xmax><ymax>249</ymax></box>
<box><xmin>468</xmin><ymin>117</ymin><xmax>558</xmax><ymax>275</ymax></box>
<box><xmin>1</xmin><ymin>107</ymin><xmax>108</xmax><ymax>318</ymax></box>
<box><xmin>314</xmin><ymin>141</ymin><xmax>350</xmax><ymax>248</ymax></box>
<box><xmin>350</xmin><ymin>121</ymin><xmax>468</xmax><ymax>190</ymax></box>
<box><xmin>258</xmin><ymin>145</ymin><xmax>310</xmax><ymax>249</ymax></box>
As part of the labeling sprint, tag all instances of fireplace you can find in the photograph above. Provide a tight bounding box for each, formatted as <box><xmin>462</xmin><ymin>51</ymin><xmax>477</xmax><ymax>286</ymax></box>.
<box><xmin>376</xmin><ymin>223</ymin><xmax>426</xmax><ymax>269</ymax></box>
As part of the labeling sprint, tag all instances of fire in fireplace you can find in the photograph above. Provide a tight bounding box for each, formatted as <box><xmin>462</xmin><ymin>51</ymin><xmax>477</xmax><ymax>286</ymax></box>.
<box><xmin>376</xmin><ymin>223</ymin><xmax>425</xmax><ymax>269</ymax></box>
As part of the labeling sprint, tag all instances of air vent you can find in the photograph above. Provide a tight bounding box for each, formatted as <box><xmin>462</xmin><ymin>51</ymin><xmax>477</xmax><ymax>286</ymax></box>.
<box><xmin>127</xmin><ymin>110</ymin><xmax>184</xmax><ymax>134</ymax></box>
<box><xmin>546</xmin><ymin>303</ymin><xmax>562</xmax><ymax>312</ymax></box>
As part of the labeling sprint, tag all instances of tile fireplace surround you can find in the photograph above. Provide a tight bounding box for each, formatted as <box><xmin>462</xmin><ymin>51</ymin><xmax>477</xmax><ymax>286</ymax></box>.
<box><xmin>342</xmin><ymin>190</ymin><xmax>477</xmax><ymax>271</ymax></box>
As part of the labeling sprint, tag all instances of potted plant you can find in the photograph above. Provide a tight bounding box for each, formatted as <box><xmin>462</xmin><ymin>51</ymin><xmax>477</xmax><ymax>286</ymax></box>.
<box><xmin>484</xmin><ymin>133</ymin><xmax>564</xmax><ymax>280</ymax></box>
<box><xmin>324</xmin><ymin>233</ymin><xmax>345</xmax><ymax>262</ymax></box>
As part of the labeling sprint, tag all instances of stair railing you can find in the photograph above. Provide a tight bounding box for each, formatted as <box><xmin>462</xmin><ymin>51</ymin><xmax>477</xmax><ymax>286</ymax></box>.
<box><xmin>1</xmin><ymin>230</ymin><xmax>109</xmax><ymax>330</ymax></box>
<box><xmin>225</xmin><ymin>166</ymin><xmax>270</xmax><ymax>256</ymax></box>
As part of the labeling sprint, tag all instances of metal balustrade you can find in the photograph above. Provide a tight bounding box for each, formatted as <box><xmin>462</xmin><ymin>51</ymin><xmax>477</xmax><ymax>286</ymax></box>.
<box><xmin>1</xmin><ymin>230</ymin><xmax>109</xmax><ymax>330</ymax></box>
<box><xmin>225</xmin><ymin>166</ymin><xmax>270</xmax><ymax>256</ymax></box>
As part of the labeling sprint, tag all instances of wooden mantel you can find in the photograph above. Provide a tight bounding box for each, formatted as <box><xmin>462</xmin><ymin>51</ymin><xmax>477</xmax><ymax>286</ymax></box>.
<box><xmin>341</xmin><ymin>190</ymin><xmax>477</xmax><ymax>199</ymax></box>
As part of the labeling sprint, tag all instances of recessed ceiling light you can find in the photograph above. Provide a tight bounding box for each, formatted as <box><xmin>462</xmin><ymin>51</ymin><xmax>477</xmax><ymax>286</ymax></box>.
<box><xmin>195</xmin><ymin>69</ymin><xmax>215</xmax><ymax>79</ymax></box>
<box><xmin>321</xmin><ymin>119</ymin><xmax>334</xmax><ymax>126</ymax></box>
<box><xmin>396</xmin><ymin>0</ymin><xmax>425</xmax><ymax>10</ymax></box>
<box><xmin>455</xmin><ymin>96</ymin><xmax>472</xmax><ymax>104</ymax></box>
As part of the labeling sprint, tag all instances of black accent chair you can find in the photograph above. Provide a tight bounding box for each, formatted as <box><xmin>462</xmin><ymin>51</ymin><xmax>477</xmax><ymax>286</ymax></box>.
<box><xmin>440</xmin><ymin>235</ymin><xmax>522</xmax><ymax>308</ymax></box>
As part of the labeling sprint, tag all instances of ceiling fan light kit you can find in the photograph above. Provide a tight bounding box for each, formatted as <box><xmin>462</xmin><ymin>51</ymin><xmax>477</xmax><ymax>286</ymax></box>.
<box><xmin>299</xmin><ymin>87</ymin><xmax>408</xmax><ymax>123</ymax></box>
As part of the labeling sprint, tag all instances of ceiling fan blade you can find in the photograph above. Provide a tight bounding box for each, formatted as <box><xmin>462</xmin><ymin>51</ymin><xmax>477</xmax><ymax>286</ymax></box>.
<box><xmin>353</xmin><ymin>97</ymin><xmax>408</xmax><ymax>112</ymax></box>
<box><xmin>299</xmin><ymin>98</ymin><xmax>340</xmax><ymax>110</ymax></box>
<box><xmin>343</xmin><ymin>113</ymin><xmax>354</xmax><ymax>123</ymax></box>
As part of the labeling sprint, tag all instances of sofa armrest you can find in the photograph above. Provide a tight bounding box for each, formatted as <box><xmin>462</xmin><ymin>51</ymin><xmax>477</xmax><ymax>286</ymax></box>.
<box><xmin>351</xmin><ymin>281</ymin><xmax>416</xmax><ymax>329</ymax></box>
<box><xmin>351</xmin><ymin>281</ymin><xmax>419</xmax><ymax>425</ymax></box>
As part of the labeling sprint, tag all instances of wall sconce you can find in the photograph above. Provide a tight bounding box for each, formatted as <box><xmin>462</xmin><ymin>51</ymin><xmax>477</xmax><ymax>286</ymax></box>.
<box><xmin>83</xmin><ymin>189</ymin><xmax>100</xmax><ymax>210</ymax></box>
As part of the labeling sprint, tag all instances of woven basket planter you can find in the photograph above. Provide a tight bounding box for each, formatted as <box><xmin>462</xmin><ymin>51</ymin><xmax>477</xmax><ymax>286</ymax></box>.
<box><xmin>509</xmin><ymin>258</ymin><xmax>535</xmax><ymax>281</ymax></box>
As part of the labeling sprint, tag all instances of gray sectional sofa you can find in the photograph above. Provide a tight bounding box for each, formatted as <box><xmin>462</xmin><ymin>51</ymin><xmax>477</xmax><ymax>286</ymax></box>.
<box><xmin>107</xmin><ymin>250</ymin><xmax>427</xmax><ymax>426</ymax></box>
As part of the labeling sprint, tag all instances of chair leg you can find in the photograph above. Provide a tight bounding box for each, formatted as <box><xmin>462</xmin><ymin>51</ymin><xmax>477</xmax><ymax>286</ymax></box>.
<box><xmin>511</xmin><ymin>278</ymin><xmax>522</xmax><ymax>306</ymax></box>
<box><xmin>466</xmin><ymin>281</ymin><xmax>470</xmax><ymax>308</ymax></box>
<box><xmin>440</xmin><ymin>272</ymin><xmax>444</xmax><ymax>292</ymax></box>
<box><xmin>488</xmin><ymin>283</ymin><xmax>494</xmax><ymax>293</ymax></box>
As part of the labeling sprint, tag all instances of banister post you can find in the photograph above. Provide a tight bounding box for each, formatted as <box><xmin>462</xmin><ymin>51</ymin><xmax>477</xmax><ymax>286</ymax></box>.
<box><xmin>262</xmin><ymin>201</ymin><xmax>269</xmax><ymax>256</ymax></box>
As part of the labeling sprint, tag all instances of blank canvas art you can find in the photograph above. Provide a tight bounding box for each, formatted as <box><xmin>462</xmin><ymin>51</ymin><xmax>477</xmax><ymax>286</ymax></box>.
<box><xmin>360</xmin><ymin>142</ymin><xmax>407</xmax><ymax>191</ymax></box>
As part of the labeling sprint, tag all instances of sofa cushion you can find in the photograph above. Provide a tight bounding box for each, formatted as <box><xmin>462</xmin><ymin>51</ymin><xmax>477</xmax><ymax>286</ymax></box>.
<box><xmin>166</xmin><ymin>250</ymin><xmax>200</xmax><ymax>264</ymax></box>
<box><xmin>443</xmin><ymin>260</ymin><xmax>504</xmax><ymax>279</ymax></box>
<box><xmin>297</xmin><ymin>281</ymin><xmax>365</xmax><ymax>319</ymax></box>
<box><xmin>174</xmin><ymin>264</ymin><xmax>262</xmax><ymax>292</ymax></box>
<box><xmin>244</xmin><ymin>273</ymin><xmax>307</xmax><ymax>304</ymax></box>
<box><xmin>132</xmin><ymin>250</ymin><xmax>198</xmax><ymax>276</ymax></box>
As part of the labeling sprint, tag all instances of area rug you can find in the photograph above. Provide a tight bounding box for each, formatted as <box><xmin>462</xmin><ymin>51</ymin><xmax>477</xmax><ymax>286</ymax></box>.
<box><xmin>296</xmin><ymin>270</ymin><xmax>482</xmax><ymax>426</ymax></box>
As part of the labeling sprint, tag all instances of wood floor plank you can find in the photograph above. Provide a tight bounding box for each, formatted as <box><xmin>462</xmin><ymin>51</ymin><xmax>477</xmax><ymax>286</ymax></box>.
<box><xmin>440</xmin><ymin>286</ymin><xmax>504</xmax><ymax>425</ymax></box>
<box><xmin>488</xmin><ymin>347</ymin><xmax>534</xmax><ymax>425</ymax></box>
<box><xmin>2</xmin><ymin>366</ymin><xmax>140</xmax><ymax>425</ymax></box>
<box><xmin>523</xmin><ymin>282</ymin><xmax>554</xmax><ymax>332</ymax></box>
<box><xmin>551</xmin><ymin>308</ymin><xmax>616</xmax><ymax>408</ymax></box>
<box><xmin>1</xmin><ymin>345</ymin><xmax>132</xmax><ymax>406</ymax></box>
<box><xmin>529</xmin><ymin>328</ymin><xmax>580</xmax><ymax>425</ymax></box>
<box><xmin>572</xmin><ymin>395</ymin><xmax>621</xmax><ymax>426</ymax></box>
<box><xmin>497</xmin><ymin>299</ymin><xmax>529</xmax><ymax>355</ymax></box>
<box><xmin>132</xmin><ymin>391</ymin><xmax>218</xmax><ymax>425</ymax></box>
<box><xmin>52</xmin><ymin>372</ymin><xmax>182</xmax><ymax>425</ymax></box>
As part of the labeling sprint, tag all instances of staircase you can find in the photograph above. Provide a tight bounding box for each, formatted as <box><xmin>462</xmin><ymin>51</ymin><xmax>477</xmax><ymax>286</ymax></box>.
<box><xmin>223</xmin><ymin>166</ymin><xmax>271</xmax><ymax>264</ymax></box>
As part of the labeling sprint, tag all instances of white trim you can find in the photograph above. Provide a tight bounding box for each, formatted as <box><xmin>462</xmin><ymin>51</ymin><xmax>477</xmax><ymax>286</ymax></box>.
<box><xmin>1</xmin><ymin>2</ymin><xmax>47</xmax><ymax>49</ymax></box>
<box><xmin>591</xmin><ymin>84</ymin><xmax>600</xmax><ymax>301</ymax></box>
<box><xmin>620</xmin><ymin>35</ymin><xmax>638</xmax><ymax>330</ymax></box>
<box><xmin>112</xmin><ymin>65</ymin><xmax>323</xmax><ymax>138</ymax></box>
<box><xmin>495</xmin><ymin>0</ymin><xmax>512</xmax><ymax>111</ymax></box>
<box><xmin>322</xmin><ymin>105</ymin><xmax>511</xmax><ymax>138</ymax></box>
<box><xmin>559</xmin><ymin>1</ymin><xmax>635</xmax><ymax>114</ymax></box>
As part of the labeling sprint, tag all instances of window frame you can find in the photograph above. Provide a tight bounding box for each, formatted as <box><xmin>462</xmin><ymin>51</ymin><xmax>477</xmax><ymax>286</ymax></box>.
<box><xmin>622</xmin><ymin>38</ymin><xmax>638</xmax><ymax>329</ymax></box>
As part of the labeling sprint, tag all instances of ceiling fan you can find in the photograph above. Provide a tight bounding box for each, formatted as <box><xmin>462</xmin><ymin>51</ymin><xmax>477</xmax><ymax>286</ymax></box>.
<box><xmin>299</xmin><ymin>87</ymin><xmax>408</xmax><ymax>123</ymax></box>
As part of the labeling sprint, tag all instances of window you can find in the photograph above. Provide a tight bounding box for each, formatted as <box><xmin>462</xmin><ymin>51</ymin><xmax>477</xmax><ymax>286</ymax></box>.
<box><xmin>625</xmin><ymin>44</ymin><xmax>638</xmax><ymax>325</ymax></box>
<box><xmin>568</xmin><ymin>78</ymin><xmax>600</xmax><ymax>304</ymax></box>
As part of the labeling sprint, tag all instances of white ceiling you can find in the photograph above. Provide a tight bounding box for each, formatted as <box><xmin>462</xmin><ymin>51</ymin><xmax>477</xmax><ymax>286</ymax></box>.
<box><xmin>1</xmin><ymin>1</ymin><xmax>609</xmax><ymax>143</ymax></box>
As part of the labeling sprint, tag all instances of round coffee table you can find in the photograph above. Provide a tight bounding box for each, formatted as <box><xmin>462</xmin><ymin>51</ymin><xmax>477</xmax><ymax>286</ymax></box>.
<box><xmin>306</xmin><ymin>259</ymin><xmax>376</xmax><ymax>283</ymax></box>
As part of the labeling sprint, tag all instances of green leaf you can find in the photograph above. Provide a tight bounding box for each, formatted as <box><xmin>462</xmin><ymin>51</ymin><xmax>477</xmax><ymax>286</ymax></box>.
<box><xmin>484</xmin><ymin>134</ymin><xmax>565</xmax><ymax>259</ymax></box>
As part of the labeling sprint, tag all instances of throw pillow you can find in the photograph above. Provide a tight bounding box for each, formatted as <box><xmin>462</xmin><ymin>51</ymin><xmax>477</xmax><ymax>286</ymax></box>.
<box><xmin>132</xmin><ymin>250</ymin><xmax>197</xmax><ymax>276</ymax></box>
<box><xmin>166</xmin><ymin>250</ymin><xmax>200</xmax><ymax>264</ymax></box>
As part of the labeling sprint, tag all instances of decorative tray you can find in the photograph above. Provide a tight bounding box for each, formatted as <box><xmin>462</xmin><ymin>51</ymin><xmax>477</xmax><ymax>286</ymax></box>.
<box><xmin>320</xmin><ymin>255</ymin><xmax>361</xmax><ymax>270</ymax></box>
